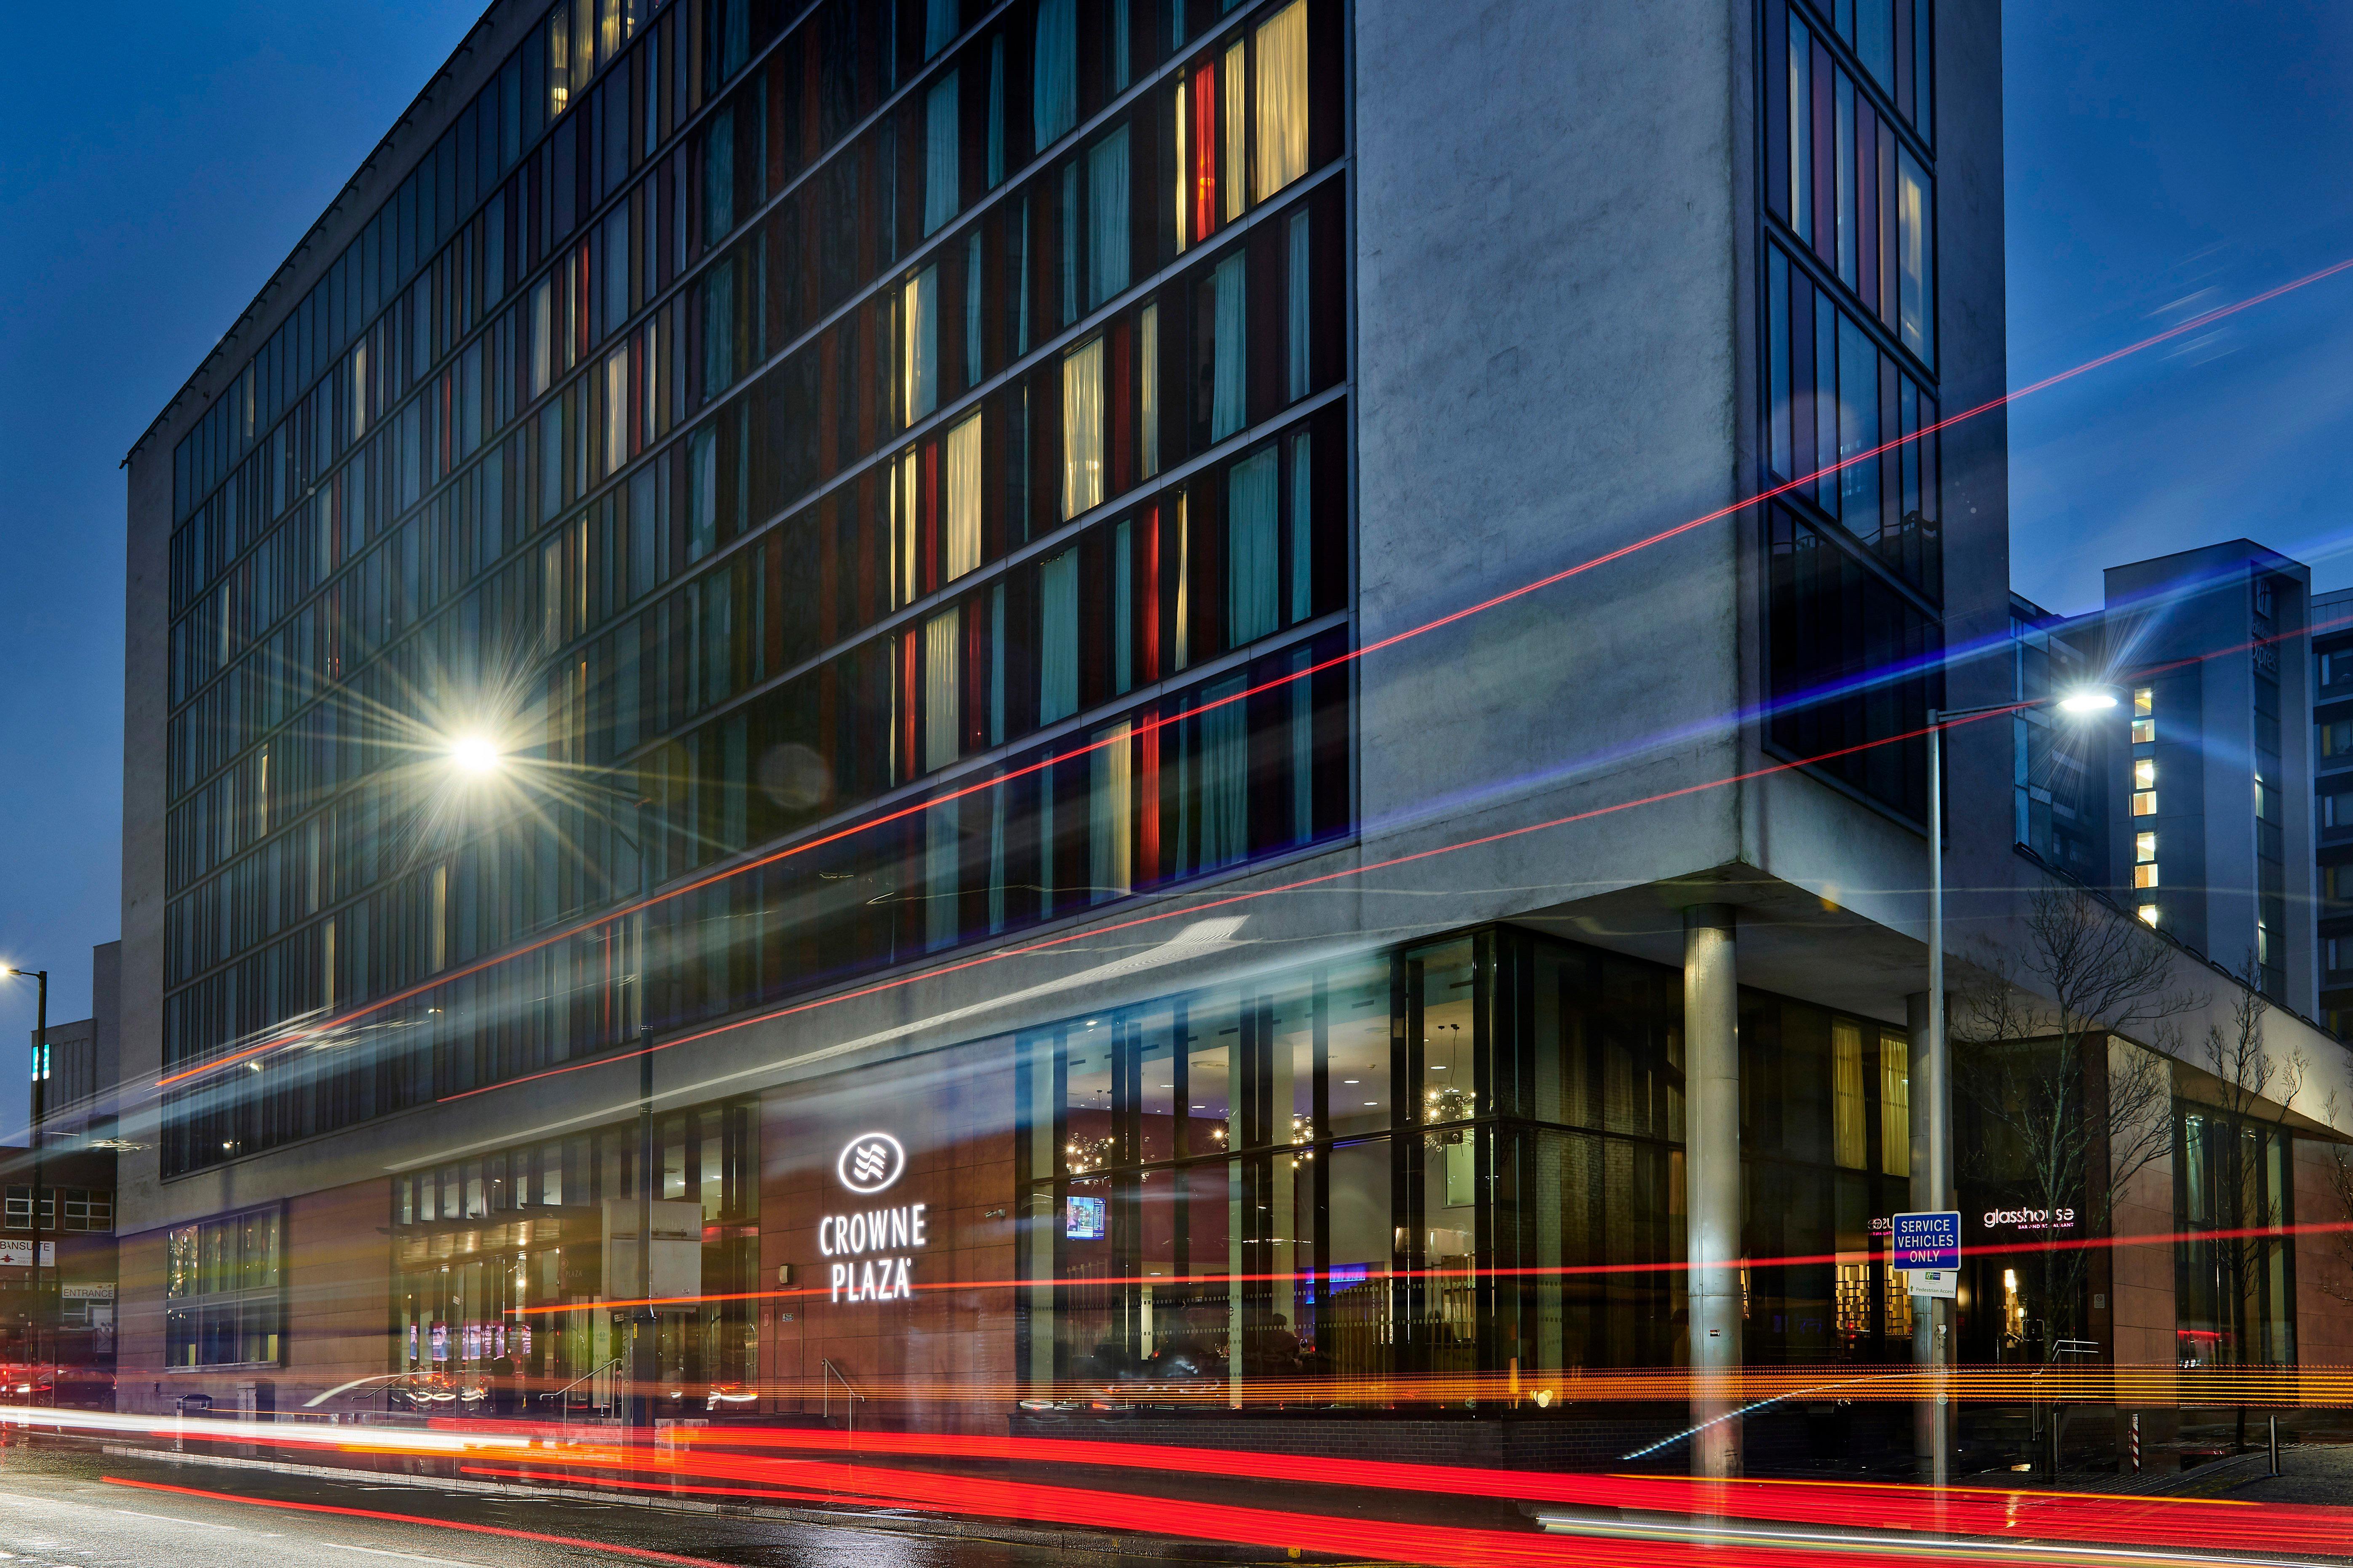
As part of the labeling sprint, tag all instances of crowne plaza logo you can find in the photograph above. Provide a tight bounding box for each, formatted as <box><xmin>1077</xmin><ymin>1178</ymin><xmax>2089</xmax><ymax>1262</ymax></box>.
<box><xmin>836</xmin><ymin>1131</ymin><xmax>907</xmax><ymax>1195</ymax></box>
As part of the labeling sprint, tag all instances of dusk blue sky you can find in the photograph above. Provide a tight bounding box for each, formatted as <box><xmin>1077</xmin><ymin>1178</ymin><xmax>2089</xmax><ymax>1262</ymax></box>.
<box><xmin>0</xmin><ymin>3</ymin><xmax>2348</xmax><ymax>1137</ymax></box>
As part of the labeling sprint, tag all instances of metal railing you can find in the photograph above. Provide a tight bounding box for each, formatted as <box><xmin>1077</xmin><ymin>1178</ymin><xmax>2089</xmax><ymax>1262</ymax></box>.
<box><xmin>821</xmin><ymin>1358</ymin><xmax>865</xmax><ymax>1448</ymax></box>
<box><xmin>540</xmin><ymin>1356</ymin><xmax>628</xmax><ymax>1424</ymax></box>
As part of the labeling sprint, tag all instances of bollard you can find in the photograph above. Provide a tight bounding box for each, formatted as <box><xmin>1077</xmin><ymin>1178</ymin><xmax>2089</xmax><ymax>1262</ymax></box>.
<box><xmin>2268</xmin><ymin>1414</ymin><xmax>2281</xmax><ymax>1477</ymax></box>
<box><xmin>2130</xmin><ymin>1412</ymin><xmax>2141</xmax><ymax>1474</ymax></box>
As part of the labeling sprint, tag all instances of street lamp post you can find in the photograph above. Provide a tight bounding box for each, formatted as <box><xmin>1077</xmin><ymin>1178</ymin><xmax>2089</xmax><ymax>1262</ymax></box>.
<box><xmin>1919</xmin><ymin>688</ymin><xmax>2114</xmax><ymax>1486</ymax></box>
<box><xmin>3</xmin><ymin>968</ymin><xmax>47</xmax><ymax>1389</ymax></box>
<box><xmin>443</xmin><ymin>734</ymin><xmax>660</xmax><ymax>1440</ymax></box>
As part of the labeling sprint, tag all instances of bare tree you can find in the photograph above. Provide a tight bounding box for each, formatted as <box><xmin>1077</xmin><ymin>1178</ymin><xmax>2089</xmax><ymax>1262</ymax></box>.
<box><xmin>1955</xmin><ymin>885</ymin><xmax>2202</xmax><ymax>1348</ymax></box>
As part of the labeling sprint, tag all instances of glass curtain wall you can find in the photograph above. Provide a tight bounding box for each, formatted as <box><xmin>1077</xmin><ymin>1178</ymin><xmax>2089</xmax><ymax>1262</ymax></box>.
<box><xmin>390</xmin><ymin>1096</ymin><xmax>757</xmax><ymax>1410</ymax></box>
<box><xmin>1016</xmin><ymin>927</ymin><xmax>1920</xmax><ymax>1408</ymax></box>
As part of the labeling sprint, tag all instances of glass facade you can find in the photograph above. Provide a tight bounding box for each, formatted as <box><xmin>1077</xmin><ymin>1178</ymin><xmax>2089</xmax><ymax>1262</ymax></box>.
<box><xmin>158</xmin><ymin>0</ymin><xmax>1354</xmax><ymax>1177</ymax></box>
<box><xmin>1757</xmin><ymin>0</ymin><xmax>1943</xmax><ymax>821</ymax></box>
<box><xmin>389</xmin><ymin>1095</ymin><xmax>759</xmax><ymax>1408</ymax></box>
<box><xmin>2174</xmin><ymin>1103</ymin><xmax>2295</xmax><ymax>1369</ymax></box>
<box><xmin>164</xmin><ymin>1207</ymin><xmax>283</xmax><ymax>1368</ymax></box>
<box><xmin>1014</xmin><ymin>925</ymin><xmax>1918</xmax><ymax>1405</ymax></box>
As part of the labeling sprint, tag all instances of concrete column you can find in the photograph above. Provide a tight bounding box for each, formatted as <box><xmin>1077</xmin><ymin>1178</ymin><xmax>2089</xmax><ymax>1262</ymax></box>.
<box><xmin>1684</xmin><ymin>904</ymin><xmax>1741</xmax><ymax>1479</ymax></box>
<box><xmin>1908</xmin><ymin>989</ymin><xmax>1952</xmax><ymax>1483</ymax></box>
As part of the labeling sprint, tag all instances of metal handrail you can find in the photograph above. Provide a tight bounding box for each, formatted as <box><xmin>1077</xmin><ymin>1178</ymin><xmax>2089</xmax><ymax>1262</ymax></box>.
<box><xmin>540</xmin><ymin>1356</ymin><xmax>628</xmax><ymax>1422</ymax></box>
<box><xmin>820</xmin><ymin>1358</ymin><xmax>865</xmax><ymax>1447</ymax></box>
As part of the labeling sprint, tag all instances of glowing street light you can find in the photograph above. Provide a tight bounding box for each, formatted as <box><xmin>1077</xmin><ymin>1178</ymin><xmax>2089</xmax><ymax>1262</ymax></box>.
<box><xmin>449</xmin><ymin>734</ymin><xmax>503</xmax><ymax>774</ymax></box>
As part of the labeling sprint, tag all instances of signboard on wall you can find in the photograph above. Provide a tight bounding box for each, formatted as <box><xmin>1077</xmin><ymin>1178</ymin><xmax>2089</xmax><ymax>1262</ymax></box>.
<box><xmin>0</xmin><ymin>1242</ymin><xmax>53</xmax><ymax>1268</ymax></box>
<box><xmin>821</xmin><ymin>1131</ymin><xmax>927</xmax><ymax>1304</ymax></box>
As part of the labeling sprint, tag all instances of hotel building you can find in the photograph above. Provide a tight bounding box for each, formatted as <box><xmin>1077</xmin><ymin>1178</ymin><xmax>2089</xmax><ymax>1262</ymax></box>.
<box><xmin>117</xmin><ymin>0</ymin><xmax>2352</xmax><ymax>1470</ymax></box>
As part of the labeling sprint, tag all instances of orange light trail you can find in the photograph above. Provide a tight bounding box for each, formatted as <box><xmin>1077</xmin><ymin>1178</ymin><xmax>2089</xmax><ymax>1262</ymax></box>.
<box><xmin>154</xmin><ymin>250</ymin><xmax>2353</xmax><ymax>1093</ymax></box>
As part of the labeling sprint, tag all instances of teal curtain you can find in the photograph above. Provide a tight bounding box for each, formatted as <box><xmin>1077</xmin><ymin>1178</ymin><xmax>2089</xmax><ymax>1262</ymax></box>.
<box><xmin>924</xmin><ymin>74</ymin><xmax>960</xmax><ymax>236</ymax></box>
<box><xmin>1211</xmin><ymin>253</ymin><xmax>1247</xmax><ymax>439</ymax></box>
<box><xmin>1226</xmin><ymin>449</ymin><xmax>1278</xmax><ymax>646</ymax></box>
<box><xmin>1040</xmin><ymin>550</ymin><xmax>1079</xmax><ymax>722</ymax></box>
<box><xmin>1088</xmin><ymin>128</ymin><xmax>1131</xmax><ymax>306</ymax></box>
<box><xmin>1033</xmin><ymin>0</ymin><xmax>1077</xmax><ymax>148</ymax></box>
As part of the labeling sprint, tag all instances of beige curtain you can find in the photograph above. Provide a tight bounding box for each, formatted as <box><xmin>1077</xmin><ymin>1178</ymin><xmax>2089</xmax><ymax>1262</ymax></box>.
<box><xmin>1832</xmin><ymin>1019</ymin><xmax>1867</xmax><ymax>1170</ymax></box>
<box><xmin>1140</xmin><ymin>302</ymin><xmax>1160</xmax><ymax>477</ymax></box>
<box><xmin>925</xmin><ymin>608</ymin><xmax>961</xmax><ymax>773</ymax></box>
<box><xmin>1880</xmin><ymin>1032</ymin><xmax>1911</xmax><ymax>1177</ymax></box>
<box><xmin>1222</xmin><ymin>40</ymin><xmax>1248</xmax><ymax>224</ymax></box>
<box><xmin>904</xmin><ymin>267</ymin><xmax>937</xmax><ymax>424</ymax></box>
<box><xmin>1062</xmin><ymin>338</ymin><xmax>1105</xmax><ymax>519</ymax></box>
<box><xmin>891</xmin><ymin>452</ymin><xmax>919</xmax><ymax>608</ymax></box>
<box><xmin>945</xmin><ymin>413</ymin><xmax>983</xmax><ymax>581</ymax></box>
<box><xmin>1090</xmin><ymin>720</ymin><xmax>1133</xmax><ymax>901</ymax></box>
<box><xmin>1253</xmin><ymin>0</ymin><xmax>1309</xmax><ymax>200</ymax></box>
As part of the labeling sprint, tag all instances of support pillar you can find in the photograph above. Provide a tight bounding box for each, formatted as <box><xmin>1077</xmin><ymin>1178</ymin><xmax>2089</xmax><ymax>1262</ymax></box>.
<box><xmin>1684</xmin><ymin>904</ymin><xmax>1741</xmax><ymax>1480</ymax></box>
<box><xmin>1908</xmin><ymin>989</ymin><xmax>1952</xmax><ymax>1486</ymax></box>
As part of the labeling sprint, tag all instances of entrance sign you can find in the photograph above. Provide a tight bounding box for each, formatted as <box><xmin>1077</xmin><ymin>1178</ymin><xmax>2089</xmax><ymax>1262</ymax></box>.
<box><xmin>1893</xmin><ymin>1209</ymin><xmax>1961</xmax><ymax>1300</ymax></box>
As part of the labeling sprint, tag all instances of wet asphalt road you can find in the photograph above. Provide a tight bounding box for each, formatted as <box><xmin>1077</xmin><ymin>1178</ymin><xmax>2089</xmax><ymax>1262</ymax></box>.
<box><xmin>0</xmin><ymin>1445</ymin><xmax>1120</xmax><ymax>1568</ymax></box>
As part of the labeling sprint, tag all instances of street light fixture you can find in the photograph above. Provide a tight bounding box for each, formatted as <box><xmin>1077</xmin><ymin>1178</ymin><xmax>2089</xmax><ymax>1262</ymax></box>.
<box><xmin>1918</xmin><ymin>685</ymin><xmax>2117</xmax><ymax>1485</ymax></box>
<box><xmin>1</xmin><ymin>965</ymin><xmax>48</xmax><ymax>1392</ymax></box>
<box><xmin>449</xmin><ymin>734</ymin><xmax>503</xmax><ymax>774</ymax></box>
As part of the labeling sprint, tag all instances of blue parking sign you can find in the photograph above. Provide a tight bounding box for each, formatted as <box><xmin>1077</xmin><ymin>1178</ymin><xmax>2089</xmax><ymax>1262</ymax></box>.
<box><xmin>1891</xmin><ymin>1210</ymin><xmax>1961</xmax><ymax>1270</ymax></box>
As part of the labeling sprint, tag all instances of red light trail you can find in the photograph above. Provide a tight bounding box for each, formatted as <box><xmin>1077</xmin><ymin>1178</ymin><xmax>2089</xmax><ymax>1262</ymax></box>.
<box><xmin>153</xmin><ymin>251</ymin><xmax>2353</xmax><ymax>1093</ymax></box>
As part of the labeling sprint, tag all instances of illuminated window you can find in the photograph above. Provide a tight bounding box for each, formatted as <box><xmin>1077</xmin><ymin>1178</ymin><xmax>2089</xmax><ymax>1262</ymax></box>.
<box><xmin>2132</xmin><ymin>792</ymin><xmax>2156</xmax><ymax>816</ymax></box>
<box><xmin>2135</xmin><ymin>832</ymin><xmax>2158</xmax><ymax>863</ymax></box>
<box><xmin>2132</xmin><ymin>717</ymin><xmax>2154</xmax><ymax>744</ymax></box>
<box><xmin>2133</xmin><ymin>758</ymin><xmax>2156</xmax><ymax>789</ymax></box>
<box><xmin>2139</xmin><ymin>904</ymin><xmax>2160</xmax><ymax>927</ymax></box>
<box><xmin>2134</xmin><ymin>864</ymin><xmax>2159</xmax><ymax>889</ymax></box>
<box><xmin>2133</xmin><ymin>686</ymin><xmax>2153</xmax><ymax>717</ymax></box>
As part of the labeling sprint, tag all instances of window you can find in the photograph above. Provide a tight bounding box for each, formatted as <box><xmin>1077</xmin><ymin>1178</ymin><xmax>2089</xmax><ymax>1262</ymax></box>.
<box><xmin>2134</xmin><ymin>686</ymin><xmax>2153</xmax><ymax>717</ymax></box>
<box><xmin>924</xmin><ymin>608</ymin><xmax>961</xmax><ymax>773</ymax></box>
<box><xmin>2132</xmin><ymin>757</ymin><xmax>2157</xmax><ymax>817</ymax></box>
<box><xmin>1209</xmin><ymin>253</ymin><xmax>1248</xmax><ymax>440</ymax></box>
<box><xmin>2133</xmin><ymin>716</ymin><xmax>2155</xmax><ymax>744</ymax></box>
<box><xmin>2323</xmin><ymin>652</ymin><xmax>2353</xmax><ymax>694</ymax></box>
<box><xmin>1062</xmin><ymin>338</ymin><xmax>1105</xmax><ymax>518</ymax></box>
<box><xmin>1087</xmin><ymin>128</ymin><xmax>1131</xmax><ymax>305</ymax></box>
<box><xmin>1140</xmin><ymin>301</ymin><xmax>1161</xmax><ymax>477</ymax></box>
<box><xmin>165</xmin><ymin>1206</ymin><xmax>282</xmax><ymax>1368</ymax></box>
<box><xmin>1832</xmin><ymin>1020</ymin><xmax>1867</xmax><ymax>1170</ymax></box>
<box><xmin>1770</xmin><ymin>6</ymin><xmax>1935</xmax><ymax>356</ymax></box>
<box><xmin>1227</xmin><ymin>449</ymin><xmax>1279</xmax><ymax>647</ymax></box>
<box><xmin>1039</xmin><ymin>550</ymin><xmax>1079</xmax><ymax>723</ymax></box>
<box><xmin>2135</xmin><ymin>863</ymin><xmax>2159</xmax><ymax>890</ymax></box>
<box><xmin>2139</xmin><ymin>904</ymin><xmax>2160</xmax><ymax>927</ymax></box>
<box><xmin>2326</xmin><ymin>789</ymin><xmax>2353</xmax><ymax>830</ymax></box>
<box><xmin>1253</xmin><ymin>1</ymin><xmax>1309</xmax><ymax>200</ymax></box>
<box><xmin>924</xmin><ymin>0</ymin><xmax>958</xmax><ymax>58</ymax></box>
<box><xmin>1033</xmin><ymin>0</ymin><xmax>1077</xmax><ymax>148</ymax></box>
<box><xmin>1879</xmin><ymin>1032</ymin><xmax>1910</xmax><ymax>1178</ymax></box>
<box><xmin>905</xmin><ymin>267</ymin><xmax>939</xmax><ymax>424</ymax></box>
<box><xmin>2322</xmin><ymin>719</ymin><xmax>2353</xmax><ymax>761</ymax></box>
<box><xmin>1765</xmin><ymin>506</ymin><xmax>1938</xmax><ymax>818</ymax></box>
<box><xmin>945</xmin><ymin>412</ymin><xmax>983</xmax><ymax>582</ymax></box>
<box><xmin>924</xmin><ymin>73</ymin><xmax>960</xmax><ymax>237</ymax></box>
<box><xmin>1287</xmin><ymin>209</ymin><xmax>1312</xmax><ymax>403</ymax></box>
<box><xmin>1762</xmin><ymin>243</ymin><xmax>1940</xmax><ymax>595</ymax></box>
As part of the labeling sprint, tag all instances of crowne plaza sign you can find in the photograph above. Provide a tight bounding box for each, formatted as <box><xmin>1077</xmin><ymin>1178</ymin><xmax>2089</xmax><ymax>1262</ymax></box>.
<box><xmin>820</xmin><ymin>1132</ymin><xmax>927</xmax><ymax>1304</ymax></box>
